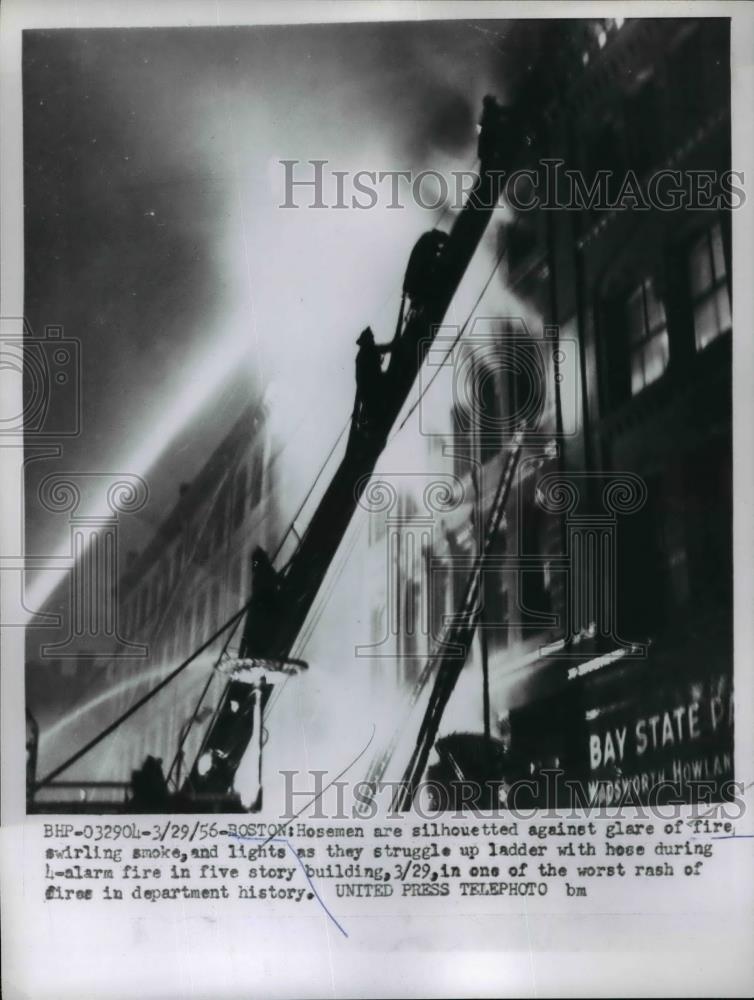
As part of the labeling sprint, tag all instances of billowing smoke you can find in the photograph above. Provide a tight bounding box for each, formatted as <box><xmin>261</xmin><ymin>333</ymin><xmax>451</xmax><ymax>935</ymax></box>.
<box><xmin>23</xmin><ymin>17</ymin><xmax>533</xmax><ymax>634</ymax></box>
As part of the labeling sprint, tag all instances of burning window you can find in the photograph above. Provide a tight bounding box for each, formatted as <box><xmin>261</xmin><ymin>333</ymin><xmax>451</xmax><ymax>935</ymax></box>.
<box><xmin>688</xmin><ymin>222</ymin><xmax>731</xmax><ymax>351</ymax></box>
<box><xmin>625</xmin><ymin>276</ymin><xmax>669</xmax><ymax>395</ymax></box>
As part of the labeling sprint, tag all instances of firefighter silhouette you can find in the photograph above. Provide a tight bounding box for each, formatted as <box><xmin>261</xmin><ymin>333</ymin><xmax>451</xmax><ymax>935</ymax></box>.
<box><xmin>354</xmin><ymin>327</ymin><xmax>395</xmax><ymax>435</ymax></box>
<box><xmin>240</xmin><ymin>546</ymin><xmax>280</xmax><ymax>659</ymax></box>
<box><xmin>403</xmin><ymin>229</ymin><xmax>448</xmax><ymax>307</ymax></box>
<box><xmin>477</xmin><ymin>94</ymin><xmax>510</xmax><ymax>165</ymax></box>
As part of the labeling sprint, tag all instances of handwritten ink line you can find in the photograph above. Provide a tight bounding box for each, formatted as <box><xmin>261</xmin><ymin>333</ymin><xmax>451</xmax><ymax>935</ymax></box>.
<box><xmin>233</xmin><ymin>833</ymin><xmax>348</xmax><ymax>938</ymax></box>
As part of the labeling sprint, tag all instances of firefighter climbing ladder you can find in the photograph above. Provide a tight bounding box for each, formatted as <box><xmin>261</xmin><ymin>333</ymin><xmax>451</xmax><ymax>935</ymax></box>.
<box><xmin>30</xmin><ymin>95</ymin><xmax>527</xmax><ymax>812</ymax></box>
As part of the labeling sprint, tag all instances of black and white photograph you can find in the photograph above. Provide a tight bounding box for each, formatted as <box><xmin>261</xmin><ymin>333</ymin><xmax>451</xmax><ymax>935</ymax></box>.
<box><xmin>2</xmin><ymin>2</ymin><xmax>753</xmax><ymax>998</ymax></box>
<box><xmin>20</xmin><ymin>12</ymin><xmax>736</xmax><ymax>815</ymax></box>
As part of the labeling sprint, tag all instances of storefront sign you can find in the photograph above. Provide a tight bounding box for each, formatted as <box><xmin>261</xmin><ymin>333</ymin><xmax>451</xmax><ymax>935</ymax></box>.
<box><xmin>584</xmin><ymin>670</ymin><xmax>733</xmax><ymax>804</ymax></box>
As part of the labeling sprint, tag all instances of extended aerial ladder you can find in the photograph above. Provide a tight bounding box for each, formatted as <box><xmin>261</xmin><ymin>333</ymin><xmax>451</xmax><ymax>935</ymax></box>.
<box><xmin>355</xmin><ymin>430</ymin><xmax>525</xmax><ymax>814</ymax></box>
<box><xmin>180</xmin><ymin>96</ymin><xmax>527</xmax><ymax>810</ymax></box>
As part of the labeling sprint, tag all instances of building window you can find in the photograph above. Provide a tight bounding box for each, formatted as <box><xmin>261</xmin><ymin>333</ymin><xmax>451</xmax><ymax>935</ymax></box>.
<box><xmin>688</xmin><ymin>223</ymin><xmax>731</xmax><ymax>351</ymax></box>
<box><xmin>625</xmin><ymin>277</ymin><xmax>669</xmax><ymax>395</ymax></box>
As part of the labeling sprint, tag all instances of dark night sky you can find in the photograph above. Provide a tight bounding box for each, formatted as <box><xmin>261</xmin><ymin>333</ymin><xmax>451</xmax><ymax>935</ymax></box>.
<box><xmin>22</xmin><ymin>20</ymin><xmax>534</xmax><ymax>610</ymax></box>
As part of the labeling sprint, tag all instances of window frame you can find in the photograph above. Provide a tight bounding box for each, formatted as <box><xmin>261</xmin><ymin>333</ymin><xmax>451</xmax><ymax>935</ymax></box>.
<box><xmin>687</xmin><ymin>222</ymin><xmax>731</xmax><ymax>352</ymax></box>
<box><xmin>626</xmin><ymin>276</ymin><xmax>670</xmax><ymax>396</ymax></box>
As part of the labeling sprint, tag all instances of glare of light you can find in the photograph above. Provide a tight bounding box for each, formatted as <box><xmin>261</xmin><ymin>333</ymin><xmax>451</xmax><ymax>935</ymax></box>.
<box><xmin>615</xmin><ymin>17</ymin><xmax>624</xmax><ymax>29</ymax></box>
<box><xmin>598</xmin><ymin>31</ymin><xmax>607</xmax><ymax>48</ymax></box>
<box><xmin>197</xmin><ymin>753</ymin><xmax>213</xmax><ymax>776</ymax></box>
<box><xmin>24</xmin><ymin>323</ymin><xmax>255</xmax><ymax>622</ymax></box>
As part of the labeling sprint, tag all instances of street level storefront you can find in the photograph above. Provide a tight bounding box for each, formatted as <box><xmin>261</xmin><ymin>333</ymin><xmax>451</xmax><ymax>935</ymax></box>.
<box><xmin>504</xmin><ymin>614</ymin><xmax>733</xmax><ymax>806</ymax></box>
